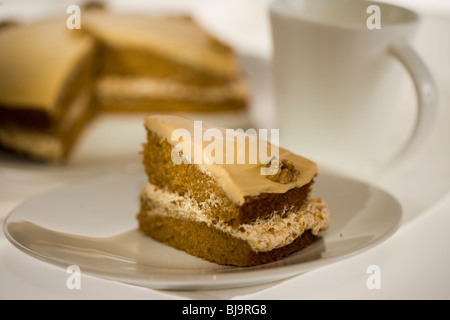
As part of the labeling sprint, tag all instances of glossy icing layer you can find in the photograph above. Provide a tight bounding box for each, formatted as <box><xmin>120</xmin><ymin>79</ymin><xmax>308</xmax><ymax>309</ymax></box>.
<box><xmin>144</xmin><ymin>115</ymin><xmax>318</xmax><ymax>205</ymax></box>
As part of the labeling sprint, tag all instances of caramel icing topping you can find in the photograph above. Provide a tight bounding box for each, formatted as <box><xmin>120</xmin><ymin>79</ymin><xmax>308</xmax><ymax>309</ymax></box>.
<box><xmin>0</xmin><ymin>19</ymin><xmax>95</xmax><ymax>111</ymax></box>
<box><xmin>82</xmin><ymin>12</ymin><xmax>239</xmax><ymax>78</ymax></box>
<box><xmin>144</xmin><ymin>115</ymin><xmax>318</xmax><ymax>205</ymax></box>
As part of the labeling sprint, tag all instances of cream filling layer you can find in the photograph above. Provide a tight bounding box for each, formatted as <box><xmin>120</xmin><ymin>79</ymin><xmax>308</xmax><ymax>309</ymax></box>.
<box><xmin>140</xmin><ymin>183</ymin><xmax>330</xmax><ymax>252</ymax></box>
<box><xmin>96</xmin><ymin>76</ymin><xmax>247</xmax><ymax>102</ymax></box>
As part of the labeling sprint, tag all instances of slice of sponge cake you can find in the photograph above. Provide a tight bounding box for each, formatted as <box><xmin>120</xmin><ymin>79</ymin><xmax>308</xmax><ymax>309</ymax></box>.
<box><xmin>137</xmin><ymin>115</ymin><xmax>330</xmax><ymax>266</ymax></box>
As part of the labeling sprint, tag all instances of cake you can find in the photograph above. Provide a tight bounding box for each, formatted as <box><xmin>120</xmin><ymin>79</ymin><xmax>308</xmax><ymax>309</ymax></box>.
<box><xmin>81</xmin><ymin>11</ymin><xmax>248</xmax><ymax>112</ymax></box>
<box><xmin>0</xmin><ymin>9</ymin><xmax>248</xmax><ymax>162</ymax></box>
<box><xmin>137</xmin><ymin>115</ymin><xmax>330</xmax><ymax>266</ymax></box>
<box><xmin>0</xmin><ymin>19</ymin><xmax>97</xmax><ymax>162</ymax></box>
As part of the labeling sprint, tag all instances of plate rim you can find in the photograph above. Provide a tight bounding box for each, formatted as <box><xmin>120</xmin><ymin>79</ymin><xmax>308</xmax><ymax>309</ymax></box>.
<box><xmin>2</xmin><ymin>169</ymin><xmax>403</xmax><ymax>291</ymax></box>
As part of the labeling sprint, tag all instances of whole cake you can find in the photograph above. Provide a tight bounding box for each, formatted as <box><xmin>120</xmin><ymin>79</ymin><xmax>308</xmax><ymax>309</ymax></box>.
<box><xmin>0</xmin><ymin>9</ymin><xmax>248</xmax><ymax>162</ymax></box>
<box><xmin>137</xmin><ymin>115</ymin><xmax>330</xmax><ymax>266</ymax></box>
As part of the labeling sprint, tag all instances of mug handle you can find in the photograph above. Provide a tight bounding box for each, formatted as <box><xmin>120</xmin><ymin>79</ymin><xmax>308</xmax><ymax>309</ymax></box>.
<box><xmin>384</xmin><ymin>41</ymin><xmax>438</xmax><ymax>173</ymax></box>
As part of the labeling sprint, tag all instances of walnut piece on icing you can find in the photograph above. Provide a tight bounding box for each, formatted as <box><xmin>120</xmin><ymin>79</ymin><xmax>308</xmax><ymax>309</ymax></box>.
<box><xmin>265</xmin><ymin>159</ymin><xmax>300</xmax><ymax>184</ymax></box>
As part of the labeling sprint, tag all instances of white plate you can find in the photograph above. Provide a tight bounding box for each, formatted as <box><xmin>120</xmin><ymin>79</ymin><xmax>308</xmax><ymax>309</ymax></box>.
<box><xmin>3</xmin><ymin>167</ymin><xmax>402</xmax><ymax>290</ymax></box>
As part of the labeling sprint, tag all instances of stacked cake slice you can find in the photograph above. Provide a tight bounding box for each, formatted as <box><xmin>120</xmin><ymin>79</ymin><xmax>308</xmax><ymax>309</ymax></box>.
<box><xmin>137</xmin><ymin>115</ymin><xmax>330</xmax><ymax>266</ymax></box>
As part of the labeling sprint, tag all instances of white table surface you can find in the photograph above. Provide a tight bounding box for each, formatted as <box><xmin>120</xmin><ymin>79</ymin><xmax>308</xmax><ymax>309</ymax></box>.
<box><xmin>1</xmin><ymin>0</ymin><xmax>449</xmax><ymax>300</ymax></box>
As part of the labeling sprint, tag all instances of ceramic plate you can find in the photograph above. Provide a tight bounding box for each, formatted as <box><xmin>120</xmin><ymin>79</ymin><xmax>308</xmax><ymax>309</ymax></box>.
<box><xmin>3</xmin><ymin>167</ymin><xmax>402</xmax><ymax>290</ymax></box>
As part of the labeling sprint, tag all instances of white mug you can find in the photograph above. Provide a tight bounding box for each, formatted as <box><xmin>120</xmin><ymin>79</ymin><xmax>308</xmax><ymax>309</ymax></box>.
<box><xmin>270</xmin><ymin>0</ymin><xmax>437</xmax><ymax>178</ymax></box>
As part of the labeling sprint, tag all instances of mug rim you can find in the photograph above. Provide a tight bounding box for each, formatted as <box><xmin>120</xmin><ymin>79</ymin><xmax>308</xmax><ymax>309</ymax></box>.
<box><xmin>269</xmin><ymin>0</ymin><xmax>419</xmax><ymax>30</ymax></box>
